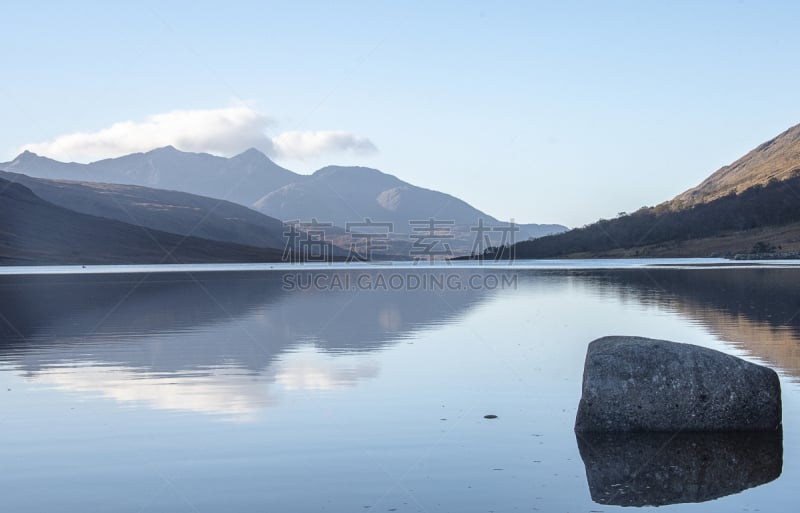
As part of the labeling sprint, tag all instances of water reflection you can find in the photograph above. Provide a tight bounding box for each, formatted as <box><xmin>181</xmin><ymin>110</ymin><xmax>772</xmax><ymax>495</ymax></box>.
<box><xmin>1</xmin><ymin>265</ymin><xmax>798</xmax><ymax>511</ymax></box>
<box><xmin>576</xmin><ymin>430</ymin><xmax>783</xmax><ymax>506</ymax></box>
<box><xmin>0</xmin><ymin>270</ymin><xmax>493</xmax><ymax>419</ymax></box>
<box><xmin>3</xmin><ymin>267</ymin><xmax>800</xmax><ymax>422</ymax></box>
<box><xmin>568</xmin><ymin>268</ymin><xmax>800</xmax><ymax>379</ymax></box>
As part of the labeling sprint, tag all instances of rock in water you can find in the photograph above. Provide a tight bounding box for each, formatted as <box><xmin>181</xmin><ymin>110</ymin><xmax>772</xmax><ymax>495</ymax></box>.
<box><xmin>574</xmin><ymin>336</ymin><xmax>782</xmax><ymax>431</ymax></box>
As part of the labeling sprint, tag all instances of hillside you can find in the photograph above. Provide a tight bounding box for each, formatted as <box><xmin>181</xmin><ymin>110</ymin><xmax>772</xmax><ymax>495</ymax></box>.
<box><xmin>507</xmin><ymin>123</ymin><xmax>800</xmax><ymax>259</ymax></box>
<box><xmin>672</xmin><ymin>123</ymin><xmax>800</xmax><ymax>208</ymax></box>
<box><xmin>255</xmin><ymin>165</ymin><xmax>566</xmax><ymax>257</ymax></box>
<box><xmin>0</xmin><ymin>178</ymin><xmax>286</xmax><ymax>265</ymax></box>
<box><xmin>255</xmin><ymin>165</ymin><xmax>550</xmax><ymax>230</ymax></box>
<box><xmin>0</xmin><ymin>169</ymin><xmax>286</xmax><ymax>249</ymax></box>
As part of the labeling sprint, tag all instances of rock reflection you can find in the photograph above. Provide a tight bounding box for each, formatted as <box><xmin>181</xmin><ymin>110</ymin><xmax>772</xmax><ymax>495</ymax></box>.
<box><xmin>576</xmin><ymin>430</ymin><xmax>783</xmax><ymax>506</ymax></box>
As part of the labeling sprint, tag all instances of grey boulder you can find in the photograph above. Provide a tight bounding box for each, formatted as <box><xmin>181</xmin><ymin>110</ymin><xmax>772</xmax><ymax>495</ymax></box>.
<box><xmin>574</xmin><ymin>336</ymin><xmax>782</xmax><ymax>432</ymax></box>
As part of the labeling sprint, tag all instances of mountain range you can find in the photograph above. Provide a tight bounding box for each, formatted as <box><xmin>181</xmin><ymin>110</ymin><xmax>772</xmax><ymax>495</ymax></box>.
<box><xmin>3</xmin><ymin>146</ymin><xmax>298</xmax><ymax>207</ymax></box>
<box><xmin>1</xmin><ymin>148</ymin><xmax>566</xmax><ymax>261</ymax></box>
<box><xmin>6</xmin><ymin>117</ymin><xmax>800</xmax><ymax>263</ymax></box>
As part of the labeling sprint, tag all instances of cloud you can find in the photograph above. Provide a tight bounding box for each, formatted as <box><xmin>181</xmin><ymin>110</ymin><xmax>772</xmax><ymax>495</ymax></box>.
<box><xmin>22</xmin><ymin>106</ymin><xmax>274</xmax><ymax>162</ymax></box>
<box><xmin>20</xmin><ymin>106</ymin><xmax>376</xmax><ymax>163</ymax></box>
<box><xmin>272</xmin><ymin>130</ymin><xmax>377</xmax><ymax>160</ymax></box>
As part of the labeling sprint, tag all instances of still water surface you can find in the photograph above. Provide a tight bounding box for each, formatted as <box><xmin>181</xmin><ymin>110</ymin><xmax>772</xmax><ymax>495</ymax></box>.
<box><xmin>0</xmin><ymin>262</ymin><xmax>798</xmax><ymax>512</ymax></box>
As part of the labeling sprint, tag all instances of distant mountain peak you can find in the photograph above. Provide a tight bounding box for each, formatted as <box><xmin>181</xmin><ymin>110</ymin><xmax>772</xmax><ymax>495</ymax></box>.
<box><xmin>145</xmin><ymin>145</ymin><xmax>183</xmax><ymax>156</ymax></box>
<box><xmin>233</xmin><ymin>147</ymin><xmax>269</xmax><ymax>160</ymax></box>
<box><xmin>6</xmin><ymin>149</ymin><xmax>63</xmax><ymax>167</ymax></box>
<box><xmin>4</xmin><ymin>143</ymin><xmax>307</xmax><ymax>206</ymax></box>
<box><xmin>14</xmin><ymin>149</ymin><xmax>42</xmax><ymax>161</ymax></box>
<box><xmin>138</xmin><ymin>146</ymin><xmax>274</xmax><ymax>162</ymax></box>
<box><xmin>312</xmin><ymin>165</ymin><xmax>397</xmax><ymax>181</ymax></box>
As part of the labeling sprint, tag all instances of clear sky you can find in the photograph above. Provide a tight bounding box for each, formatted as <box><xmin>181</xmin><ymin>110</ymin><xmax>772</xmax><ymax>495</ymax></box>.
<box><xmin>3</xmin><ymin>0</ymin><xmax>800</xmax><ymax>227</ymax></box>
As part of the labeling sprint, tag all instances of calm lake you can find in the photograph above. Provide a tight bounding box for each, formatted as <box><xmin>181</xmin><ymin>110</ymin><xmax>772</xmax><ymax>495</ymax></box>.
<box><xmin>0</xmin><ymin>261</ymin><xmax>798</xmax><ymax>512</ymax></box>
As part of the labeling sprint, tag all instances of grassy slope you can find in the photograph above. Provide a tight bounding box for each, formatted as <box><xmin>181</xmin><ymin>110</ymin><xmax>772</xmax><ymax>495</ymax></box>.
<box><xmin>672</xmin><ymin>123</ymin><xmax>800</xmax><ymax>207</ymax></box>
<box><xmin>510</xmin><ymin>123</ymin><xmax>800</xmax><ymax>259</ymax></box>
<box><xmin>0</xmin><ymin>169</ymin><xmax>287</xmax><ymax>249</ymax></box>
<box><xmin>0</xmin><ymin>178</ymin><xmax>285</xmax><ymax>265</ymax></box>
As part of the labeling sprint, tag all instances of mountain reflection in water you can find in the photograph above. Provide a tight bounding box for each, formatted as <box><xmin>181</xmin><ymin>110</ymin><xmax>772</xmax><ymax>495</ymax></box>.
<box><xmin>566</xmin><ymin>267</ymin><xmax>800</xmax><ymax>380</ymax></box>
<box><xmin>0</xmin><ymin>270</ymin><xmax>493</xmax><ymax>419</ymax></box>
<box><xmin>1</xmin><ymin>266</ymin><xmax>798</xmax><ymax>422</ymax></box>
<box><xmin>0</xmin><ymin>265</ymin><xmax>797</xmax><ymax>511</ymax></box>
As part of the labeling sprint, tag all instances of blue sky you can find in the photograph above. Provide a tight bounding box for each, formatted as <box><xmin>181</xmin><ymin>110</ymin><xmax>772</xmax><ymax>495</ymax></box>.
<box><xmin>3</xmin><ymin>0</ymin><xmax>799</xmax><ymax>227</ymax></box>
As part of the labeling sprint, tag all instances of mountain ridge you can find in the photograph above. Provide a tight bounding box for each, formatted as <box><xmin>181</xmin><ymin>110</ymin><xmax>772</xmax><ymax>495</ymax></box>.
<box><xmin>2</xmin><ymin>147</ymin><xmax>301</xmax><ymax>206</ymax></box>
<box><xmin>2</xmin><ymin>147</ymin><xmax>567</xmax><ymax>255</ymax></box>
<box><xmin>0</xmin><ymin>169</ymin><xmax>288</xmax><ymax>250</ymax></box>
<box><xmin>671</xmin><ymin>123</ymin><xmax>800</xmax><ymax>208</ymax></box>
<box><xmin>0</xmin><ymin>177</ymin><xmax>286</xmax><ymax>265</ymax></box>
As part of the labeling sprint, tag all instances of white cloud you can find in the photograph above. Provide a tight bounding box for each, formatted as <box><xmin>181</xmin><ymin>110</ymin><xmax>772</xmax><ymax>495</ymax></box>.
<box><xmin>20</xmin><ymin>106</ymin><xmax>376</xmax><ymax>163</ymax></box>
<box><xmin>22</xmin><ymin>106</ymin><xmax>273</xmax><ymax>162</ymax></box>
<box><xmin>272</xmin><ymin>130</ymin><xmax>377</xmax><ymax>160</ymax></box>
